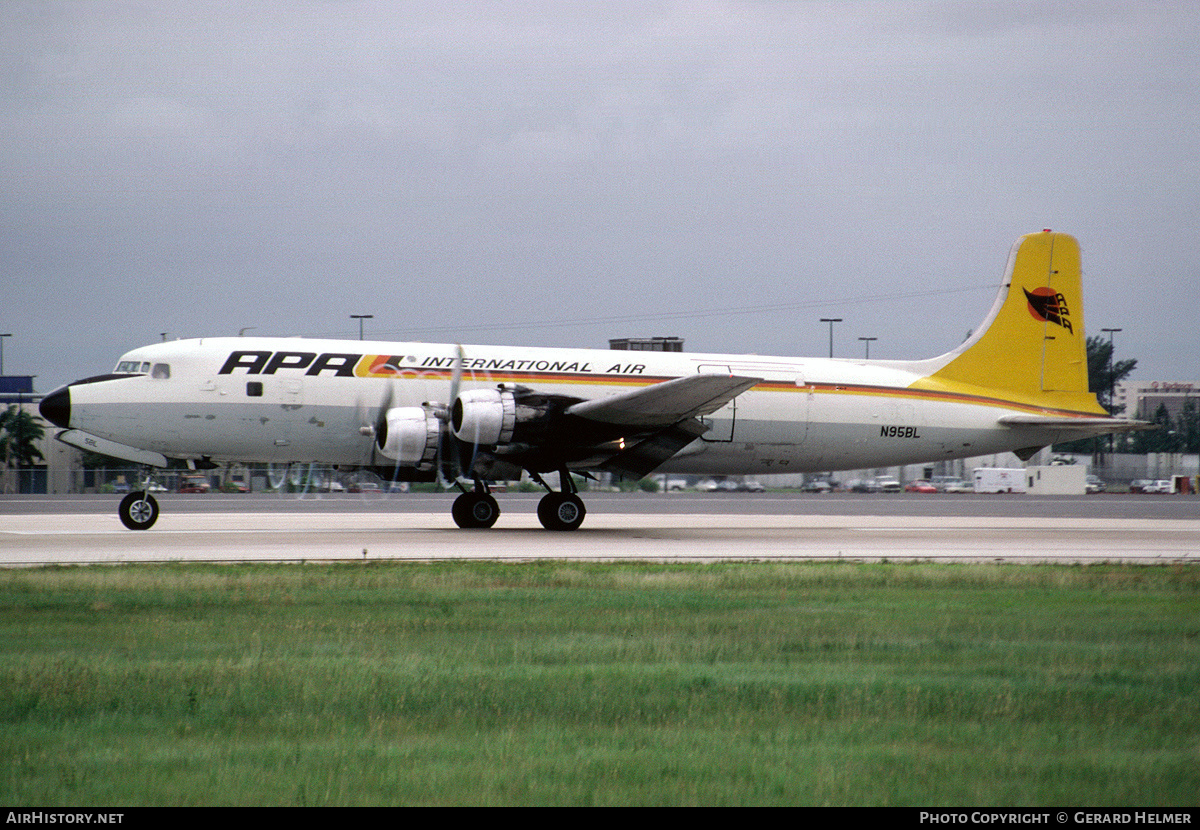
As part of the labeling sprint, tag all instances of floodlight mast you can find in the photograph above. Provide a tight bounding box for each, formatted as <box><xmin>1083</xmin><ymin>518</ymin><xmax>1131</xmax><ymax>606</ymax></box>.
<box><xmin>820</xmin><ymin>318</ymin><xmax>842</xmax><ymax>358</ymax></box>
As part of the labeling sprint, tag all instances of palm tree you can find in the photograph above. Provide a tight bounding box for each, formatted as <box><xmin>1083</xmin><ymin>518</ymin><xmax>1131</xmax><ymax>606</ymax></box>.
<box><xmin>1054</xmin><ymin>337</ymin><xmax>1138</xmax><ymax>454</ymax></box>
<box><xmin>0</xmin><ymin>405</ymin><xmax>45</xmax><ymax>470</ymax></box>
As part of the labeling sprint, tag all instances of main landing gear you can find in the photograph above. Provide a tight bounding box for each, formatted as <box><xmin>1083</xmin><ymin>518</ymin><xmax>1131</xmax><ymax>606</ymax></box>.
<box><xmin>449</xmin><ymin>470</ymin><xmax>587</xmax><ymax>531</ymax></box>
<box><xmin>532</xmin><ymin>469</ymin><xmax>586</xmax><ymax>532</ymax></box>
<box><xmin>450</xmin><ymin>480</ymin><xmax>501</xmax><ymax>529</ymax></box>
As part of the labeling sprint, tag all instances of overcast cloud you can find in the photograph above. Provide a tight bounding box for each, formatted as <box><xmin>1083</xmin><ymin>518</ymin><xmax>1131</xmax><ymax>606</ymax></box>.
<box><xmin>3</xmin><ymin>1</ymin><xmax>1197</xmax><ymax>392</ymax></box>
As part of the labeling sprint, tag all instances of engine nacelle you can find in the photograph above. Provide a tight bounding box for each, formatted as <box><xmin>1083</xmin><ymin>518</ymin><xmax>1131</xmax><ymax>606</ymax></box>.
<box><xmin>452</xmin><ymin>387</ymin><xmax>516</xmax><ymax>446</ymax></box>
<box><xmin>377</xmin><ymin>406</ymin><xmax>440</xmax><ymax>468</ymax></box>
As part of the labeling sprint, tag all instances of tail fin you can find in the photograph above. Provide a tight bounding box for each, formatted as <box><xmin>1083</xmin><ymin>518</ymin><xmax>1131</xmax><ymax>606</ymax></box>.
<box><xmin>914</xmin><ymin>231</ymin><xmax>1106</xmax><ymax>415</ymax></box>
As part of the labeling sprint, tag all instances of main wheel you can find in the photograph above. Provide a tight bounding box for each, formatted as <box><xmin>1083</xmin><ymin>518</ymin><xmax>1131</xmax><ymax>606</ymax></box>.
<box><xmin>537</xmin><ymin>492</ymin><xmax>586</xmax><ymax>531</ymax></box>
<box><xmin>451</xmin><ymin>492</ymin><xmax>500</xmax><ymax>529</ymax></box>
<box><xmin>118</xmin><ymin>492</ymin><xmax>159</xmax><ymax>530</ymax></box>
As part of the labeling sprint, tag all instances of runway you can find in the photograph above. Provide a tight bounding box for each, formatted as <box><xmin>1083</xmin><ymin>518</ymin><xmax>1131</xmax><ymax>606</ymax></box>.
<box><xmin>2</xmin><ymin>492</ymin><xmax>1197</xmax><ymax>566</ymax></box>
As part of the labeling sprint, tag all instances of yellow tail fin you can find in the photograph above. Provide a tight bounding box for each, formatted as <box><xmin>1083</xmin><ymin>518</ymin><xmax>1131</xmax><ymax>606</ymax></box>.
<box><xmin>914</xmin><ymin>231</ymin><xmax>1106</xmax><ymax>415</ymax></box>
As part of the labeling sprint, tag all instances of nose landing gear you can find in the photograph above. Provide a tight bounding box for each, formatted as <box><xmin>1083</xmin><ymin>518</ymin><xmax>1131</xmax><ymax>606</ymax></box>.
<box><xmin>118</xmin><ymin>490</ymin><xmax>159</xmax><ymax>530</ymax></box>
<box><xmin>115</xmin><ymin>468</ymin><xmax>163</xmax><ymax>530</ymax></box>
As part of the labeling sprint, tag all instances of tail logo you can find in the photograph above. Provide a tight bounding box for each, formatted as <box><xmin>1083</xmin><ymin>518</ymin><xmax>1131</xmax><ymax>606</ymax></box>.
<box><xmin>1023</xmin><ymin>287</ymin><xmax>1073</xmax><ymax>334</ymax></box>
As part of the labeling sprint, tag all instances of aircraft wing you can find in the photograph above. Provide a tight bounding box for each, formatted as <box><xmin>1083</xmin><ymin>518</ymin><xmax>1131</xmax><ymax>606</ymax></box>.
<box><xmin>566</xmin><ymin>373</ymin><xmax>762</xmax><ymax>428</ymax></box>
<box><xmin>562</xmin><ymin>373</ymin><xmax>761</xmax><ymax>480</ymax></box>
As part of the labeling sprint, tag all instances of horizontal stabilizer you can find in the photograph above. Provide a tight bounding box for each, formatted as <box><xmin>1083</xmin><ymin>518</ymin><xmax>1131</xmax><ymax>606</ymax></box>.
<box><xmin>997</xmin><ymin>415</ymin><xmax>1155</xmax><ymax>433</ymax></box>
<box><xmin>567</xmin><ymin>373</ymin><xmax>762</xmax><ymax>428</ymax></box>
<box><xmin>55</xmin><ymin>429</ymin><xmax>169</xmax><ymax>468</ymax></box>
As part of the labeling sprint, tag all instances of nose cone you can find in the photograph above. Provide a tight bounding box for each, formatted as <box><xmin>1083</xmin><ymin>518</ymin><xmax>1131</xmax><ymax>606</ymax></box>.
<box><xmin>39</xmin><ymin>386</ymin><xmax>71</xmax><ymax>429</ymax></box>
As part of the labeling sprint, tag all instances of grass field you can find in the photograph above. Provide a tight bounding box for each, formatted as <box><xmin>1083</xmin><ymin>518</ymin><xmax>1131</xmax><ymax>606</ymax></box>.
<box><xmin>1</xmin><ymin>561</ymin><xmax>1197</xmax><ymax>806</ymax></box>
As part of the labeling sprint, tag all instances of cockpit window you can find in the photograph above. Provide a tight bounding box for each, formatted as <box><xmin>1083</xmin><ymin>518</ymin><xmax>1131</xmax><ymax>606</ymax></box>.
<box><xmin>114</xmin><ymin>360</ymin><xmax>150</xmax><ymax>374</ymax></box>
<box><xmin>112</xmin><ymin>360</ymin><xmax>168</xmax><ymax>377</ymax></box>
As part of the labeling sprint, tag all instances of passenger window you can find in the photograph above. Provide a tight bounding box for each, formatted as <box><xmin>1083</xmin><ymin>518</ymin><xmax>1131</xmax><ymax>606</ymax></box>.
<box><xmin>151</xmin><ymin>364</ymin><xmax>171</xmax><ymax>379</ymax></box>
<box><xmin>247</xmin><ymin>381</ymin><xmax>264</xmax><ymax>397</ymax></box>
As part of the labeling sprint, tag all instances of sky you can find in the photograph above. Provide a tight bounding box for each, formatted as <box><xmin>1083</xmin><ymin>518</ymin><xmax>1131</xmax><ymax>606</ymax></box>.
<box><xmin>3</xmin><ymin>1</ymin><xmax>1198</xmax><ymax>393</ymax></box>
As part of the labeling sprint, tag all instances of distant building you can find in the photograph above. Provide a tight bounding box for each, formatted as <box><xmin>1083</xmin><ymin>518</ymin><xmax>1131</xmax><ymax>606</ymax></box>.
<box><xmin>0</xmin><ymin>375</ymin><xmax>36</xmax><ymax>405</ymax></box>
<box><xmin>1115</xmin><ymin>381</ymin><xmax>1200</xmax><ymax>420</ymax></box>
<box><xmin>608</xmin><ymin>337</ymin><xmax>684</xmax><ymax>352</ymax></box>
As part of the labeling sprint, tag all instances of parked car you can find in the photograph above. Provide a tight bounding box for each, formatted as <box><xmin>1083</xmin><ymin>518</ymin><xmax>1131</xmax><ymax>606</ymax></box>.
<box><xmin>876</xmin><ymin>476</ymin><xmax>901</xmax><ymax>493</ymax></box>
<box><xmin>1142</xmin><ymin>479</ymin><xmax>1174</xmax><ymax>494</ymax></box>
<box><xmin>802</xmin><ymin>479</ymin><xmax>832</xmax><ymax>493</ymax></box>
<box><xmin>738</xmin><ymin>480</ymin><xmax>765</xmax><ymax>492</ymax></box>
<box><xmin>942</xmin><ymin>479</ymin><xmax>973</xmax><ymax>493</ymax></box>
<box><xmin>1085</xmin><ymin>475</ymin><xmax>1106</xmax><ymax>494</ymax></box>
<box><xmin>693</xmin><ymin>479</ymin><xmax>718</xmax><ymax>492</ymax></box>
<box><xmin>178</xmin><ymin>477</ymin><xmax>211</xmax><ymax>493</ymax></box>
<box><xmin>904</xmin><ymin>480</ymin><xmax>937</xmax><ymax>493</ymax></box>
<box><xmin>847</xmin><ymin>478</ymin><xmax>880</xmax><ymax>493</ymax></box>
<box><xmin>1128</xmin><ymin>480</ymin><xmax>1152</xmax><ymax>493</ymax></box>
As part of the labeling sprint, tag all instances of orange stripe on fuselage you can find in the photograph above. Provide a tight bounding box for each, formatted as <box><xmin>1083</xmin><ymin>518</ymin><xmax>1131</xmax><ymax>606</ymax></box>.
<box><xmin>352</xmin><ymin>367</ymin><xmax>1103</xmax><ymax>420</ymax></box>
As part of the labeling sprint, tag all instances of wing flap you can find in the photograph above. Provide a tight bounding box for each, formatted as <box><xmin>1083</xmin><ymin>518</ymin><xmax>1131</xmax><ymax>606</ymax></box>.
<box><xmin>600</xmin><ymin>420</ymin><xmax>710</xmax><ymax>480</ymax></box>
<box><xmin>566</xmin><ymin>373</ymin><xmax>762</xmax><ymax>429</ymax></box>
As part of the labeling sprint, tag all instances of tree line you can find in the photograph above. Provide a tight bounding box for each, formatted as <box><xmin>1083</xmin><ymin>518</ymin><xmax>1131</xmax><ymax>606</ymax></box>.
<box><xmin>1058</xmin><ymin>336</ymin><xmax>1198</xmax><ymax>454</ymax></box>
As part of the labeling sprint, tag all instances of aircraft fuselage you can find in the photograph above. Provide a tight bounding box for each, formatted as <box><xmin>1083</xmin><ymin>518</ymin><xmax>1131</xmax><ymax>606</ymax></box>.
<box><xmin>55</xmin><ymin>336</ymin><xmax>1091</xmax><ymax>476</ymax></box>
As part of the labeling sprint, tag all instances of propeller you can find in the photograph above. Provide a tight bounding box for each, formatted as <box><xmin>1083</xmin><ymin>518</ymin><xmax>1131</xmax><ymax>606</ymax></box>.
<box><xmin>436</xmin><ymin>345</ymin><xmax>467</xmax><ymax>487</ymax></box>
<box><xmin>350</xmin><ymin>346</ymin><xmax>472</xmax><ymax>489</ymax></box>
<box><xmin>353</xmin><ymin>376</ymin><xmax>397</xmax><ymax>485</ymax></box>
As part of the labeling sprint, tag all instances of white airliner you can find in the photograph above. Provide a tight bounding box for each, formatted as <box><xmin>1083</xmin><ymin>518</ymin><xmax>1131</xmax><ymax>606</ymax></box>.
<box><xmin>40</xmin><ymin>231</ymin><xmax>1143</xmax><ymax>531</ymax></box>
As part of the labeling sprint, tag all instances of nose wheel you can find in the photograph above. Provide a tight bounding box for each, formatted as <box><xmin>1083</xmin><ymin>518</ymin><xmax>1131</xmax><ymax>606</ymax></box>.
<box><xmin>118</xmin><ymin>491</ymin><xmax>159</xmax><ymax>530</ymax></box>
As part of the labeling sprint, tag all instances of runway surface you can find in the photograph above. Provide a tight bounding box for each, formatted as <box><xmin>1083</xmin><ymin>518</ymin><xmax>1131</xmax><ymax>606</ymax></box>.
<box><xmin>2</xmin><ymin>492</ymin><xmax>1197</xmax><ymax>566</ymax></box>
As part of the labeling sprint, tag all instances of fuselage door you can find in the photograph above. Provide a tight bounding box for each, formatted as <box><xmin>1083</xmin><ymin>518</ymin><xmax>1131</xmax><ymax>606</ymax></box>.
<box><xmin>696</xmin><ymin>364</ymin><xmax>736</xmax><ymax>441</ymax></box>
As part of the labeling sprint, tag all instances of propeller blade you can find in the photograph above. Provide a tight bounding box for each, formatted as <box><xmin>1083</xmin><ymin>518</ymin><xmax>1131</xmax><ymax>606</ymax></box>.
<box><xmin>438</xmin><ymin>346</ymin><xmax>467</xmax><ymax>486</ymax></box>
<box><xmin>374</xmin><ymin>381</ymin><xmax>398</xmax><ymax>477</ymax></box>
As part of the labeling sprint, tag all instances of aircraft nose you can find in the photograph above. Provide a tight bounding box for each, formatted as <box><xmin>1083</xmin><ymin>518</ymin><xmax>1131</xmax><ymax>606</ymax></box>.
<box><xmin>39</xmin><ymin>386</ymin><xmax>71</xmax><ymax>429</ymax></box>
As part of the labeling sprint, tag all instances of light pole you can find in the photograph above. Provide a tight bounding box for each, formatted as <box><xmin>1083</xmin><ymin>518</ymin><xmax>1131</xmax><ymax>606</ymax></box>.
<box><xmin>1100</xmin><ymin>327</ymin><xmax>1122</xmax><ymax>459</ymax></box>
<box><xmin>858</xmin><ymin>336</ymin><xmax>877</xmax><ymax>359</ymax></box>
<box><xmin>0</xmin><ymin>334</ymin><xmax>10</xmax><ymax>375</ymax></box>
<box><xmin>351</xmin><ymin>315</ymin><xmax>374</xmax><ymax>340</ymax></box>
<box><xmin>1100</xmin><ymin>328</ymin><xmax>1122</xmax><ymax>412</ymax></box>
<box><xmin>819</xmin><ymin>319</ymin><xmax>842</xmax><ymax>358</ymax></box>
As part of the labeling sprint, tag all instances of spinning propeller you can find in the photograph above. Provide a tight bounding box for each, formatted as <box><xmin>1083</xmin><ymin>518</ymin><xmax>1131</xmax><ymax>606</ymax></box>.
<box><xmin>353</xmin><ymin>346</ymin><xmax>480</xmax><ymax>488</ymax></box>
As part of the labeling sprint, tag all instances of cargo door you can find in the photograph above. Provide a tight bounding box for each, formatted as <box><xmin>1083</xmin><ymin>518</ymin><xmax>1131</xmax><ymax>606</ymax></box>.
<box><xmin>697</xmin><ymin>364</ymin><xmax>736</xmax><ymax>441</ymax></box>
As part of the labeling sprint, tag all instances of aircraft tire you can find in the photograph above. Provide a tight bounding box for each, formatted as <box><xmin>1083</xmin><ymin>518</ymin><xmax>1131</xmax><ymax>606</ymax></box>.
<box><xmin>537</xmin><ymin>492</ymin><xmax>586</xmax><ymax>531</ymax></box>
<box><xmin>119</xmin><ymin>492</ymin><xmax>159</xmax><ymax>530</ymax></box>
<box><xmin>451</xmin><ymin>492</ymin><xmax>500</xmax><ymax>529</ymax></box>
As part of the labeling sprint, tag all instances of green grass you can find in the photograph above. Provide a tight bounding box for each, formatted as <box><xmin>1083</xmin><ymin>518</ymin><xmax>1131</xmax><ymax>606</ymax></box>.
<box><xmin>1</xmin><ymin>561</ymin><xmax>1197</xmax><ymax>806</ymax></box>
